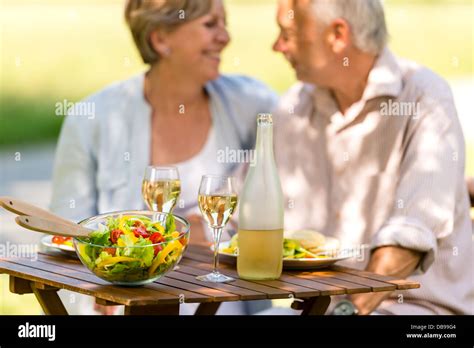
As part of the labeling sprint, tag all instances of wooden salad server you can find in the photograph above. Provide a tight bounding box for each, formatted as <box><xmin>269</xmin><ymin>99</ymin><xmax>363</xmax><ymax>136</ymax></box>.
<box><xmin>0</xmin><ymin>196</ymin><xmax>78</xmax><ymax>227</ymax></box>
<box><xmin>15</xmin><ymin>215</ymin><xmax>92</xmax><ymax>238</ymax></box>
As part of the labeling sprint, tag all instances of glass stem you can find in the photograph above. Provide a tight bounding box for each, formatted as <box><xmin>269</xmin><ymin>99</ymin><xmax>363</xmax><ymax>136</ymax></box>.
<box><xmin>212</xmin><ymin>227</ymin><xmax>223</xmax><ymax>275</ymax></box>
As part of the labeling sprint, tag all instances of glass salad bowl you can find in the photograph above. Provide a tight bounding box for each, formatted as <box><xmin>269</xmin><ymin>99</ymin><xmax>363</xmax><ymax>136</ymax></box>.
<box><xmin>74</xmin><ymin>211</ymin><xmax>190</xmax><ymax>286</ymax></box>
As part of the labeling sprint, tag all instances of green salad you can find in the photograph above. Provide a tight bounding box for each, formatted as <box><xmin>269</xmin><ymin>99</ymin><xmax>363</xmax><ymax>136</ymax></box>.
<box><xmin>75</xmin><ymin>214</ymin><xmax>187</xmax><ymax>283</ymax></box>
<box><xmin>221</xmin><ymin>234</ymin><xmax>326</xmax><ymax>259</ymax></box>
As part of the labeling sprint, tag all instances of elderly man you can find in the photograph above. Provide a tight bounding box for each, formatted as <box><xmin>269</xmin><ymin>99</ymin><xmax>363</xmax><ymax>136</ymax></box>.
<box><xmin>272</xmin><ymin>0</ymin><xmax>473</xmax><ymax>315</ymax></box>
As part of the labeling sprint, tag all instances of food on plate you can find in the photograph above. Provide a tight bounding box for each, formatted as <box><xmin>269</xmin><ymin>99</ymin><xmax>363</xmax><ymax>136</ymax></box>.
<box><xmin>51</xmin><ymin>236</ymin><xmax>73</xmax><ymax>248</ymax></box>
<box><xmin>74</xmin><ymin>214</ymin><xmax>187</xmax><ymax>284</ymax></box>
<box><xmin>285</xmin><ymin>229</ymin><xmax>340</xmax><ymax>254</ymax></box>
<box><xmin>221</xmin><ymin>229</ymin><xmax>336</xmax><ymax>259</ymax></box>
<box><xmin>284</xmin><ymin>230</ymin><xmax>325</xmax><ymax>250</ymax></box>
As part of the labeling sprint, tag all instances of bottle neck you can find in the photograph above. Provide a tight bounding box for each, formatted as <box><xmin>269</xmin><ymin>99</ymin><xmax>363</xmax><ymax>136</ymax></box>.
<box><xmin>255</xmin><ymin>122</ymin><xmax>274</xmax><ymax>164</ymax></box>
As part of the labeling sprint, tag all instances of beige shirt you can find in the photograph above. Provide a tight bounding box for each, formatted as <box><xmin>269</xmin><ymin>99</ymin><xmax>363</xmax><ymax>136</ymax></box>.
<box><xmin>274</xmin><ymin>48</ymin><xmax>473</xmax><ymax>314</ymax></box>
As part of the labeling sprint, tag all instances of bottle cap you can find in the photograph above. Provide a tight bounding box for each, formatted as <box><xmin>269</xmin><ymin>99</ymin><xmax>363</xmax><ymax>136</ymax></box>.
<box><xmin>257</xmin><ymin>113</ymin><xmax>273</xmax><ymax>125</ymax></box>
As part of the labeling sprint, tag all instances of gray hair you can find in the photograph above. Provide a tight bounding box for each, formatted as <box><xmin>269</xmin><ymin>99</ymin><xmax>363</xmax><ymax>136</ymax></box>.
<box><xmin>311</xmin><ymin>0</ymin><xmax>388</xmax><ymax>55</ymax></box>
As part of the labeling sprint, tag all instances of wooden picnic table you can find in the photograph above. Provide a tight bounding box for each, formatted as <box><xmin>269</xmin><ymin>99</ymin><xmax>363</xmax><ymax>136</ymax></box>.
<box><xmin>0</xmin><ymin>244</ymin><xmax>420</xmax><ymax>315</ymax></box>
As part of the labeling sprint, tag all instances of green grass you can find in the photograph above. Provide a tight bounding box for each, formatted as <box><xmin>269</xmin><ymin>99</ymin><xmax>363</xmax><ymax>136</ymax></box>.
<box><xmin>0</xmin><ymin>274</ymin><xmax>42</xmax><ymax>315</ymax></box>
<box><xmin>0</xmin><ymin>95</ymin><xmax>63</xmax><ymax>146</ymax></box>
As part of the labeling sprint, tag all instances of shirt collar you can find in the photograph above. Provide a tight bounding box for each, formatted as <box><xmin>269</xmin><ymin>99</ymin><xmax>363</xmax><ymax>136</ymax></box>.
<box><xmin>361</xmin><ymin>47</ymin><xmax>403</xmax><ymax>101</ymax></box>
<box><xmin>312</xmin><ymin>48</ymin><xmax>402</xmax><ymax>127</ymax></box>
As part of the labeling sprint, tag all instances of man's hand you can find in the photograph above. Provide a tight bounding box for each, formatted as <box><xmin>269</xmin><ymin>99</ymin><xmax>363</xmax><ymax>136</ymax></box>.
<box><xmin>94</xmin><ymin>303</ymin><xmax>120</xmax><ymax>315</ymax></box>
<box><xmin>186</xmin><ymin>214</ymin><xmax>211</xmax><ymax>246</ymax></box>
<box><xmin>349</xmin><ymin>246</ymin><xmax>423</xmax><ymax>315</ymax></box>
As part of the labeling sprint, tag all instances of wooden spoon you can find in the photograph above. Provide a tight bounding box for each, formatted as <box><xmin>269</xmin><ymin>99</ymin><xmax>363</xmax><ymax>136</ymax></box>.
<box><xmin>15</xmin><ymin>215</ymin><xmax>92</xmax><ymax>238</ymax></box>
<box><xmin>0</xmin><ymin>196</ymin><xmax>77</xmax><ymax>227</ymax></box>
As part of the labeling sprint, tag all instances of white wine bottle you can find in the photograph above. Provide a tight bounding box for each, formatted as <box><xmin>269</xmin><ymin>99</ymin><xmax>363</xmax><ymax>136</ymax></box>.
<box><xmin>237</xmin><ymin>113</ymin><xmax>284</xmax><ymax>280</ymax></box>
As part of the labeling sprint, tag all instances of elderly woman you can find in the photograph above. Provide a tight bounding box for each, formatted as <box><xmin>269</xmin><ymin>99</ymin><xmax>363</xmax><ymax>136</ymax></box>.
<box><xmin>50</xmin><ymin>0</ymin><xmax>276</xmax><ymax>314</ymax></box>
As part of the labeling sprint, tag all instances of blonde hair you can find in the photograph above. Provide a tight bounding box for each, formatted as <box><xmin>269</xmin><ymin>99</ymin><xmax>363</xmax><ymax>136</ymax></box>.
<box><xmin>125</xmin><ymin>0</ymin><xmax>213</xmax><ymax>64</ymax></box>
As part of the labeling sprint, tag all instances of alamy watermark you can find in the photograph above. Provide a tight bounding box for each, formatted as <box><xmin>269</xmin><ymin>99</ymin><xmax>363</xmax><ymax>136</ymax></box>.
<box><xmin>380</xmin><ymin>100</ymin><xmax>420</xmax><ymax>119</ymax></box>
<box><xmin>55</xmin><ymin>99</ymin><xmax>95</xmax><ymax>119</ymax></box>
<box><xmin>217</xmin><ymin>146</ymin><xmax>256</xmax><ymax>166</ymax></box>
<box><xmin>0</xmin><ymin>241</ymin><xmax>38</xmax><ymax>261</ymax></box>
<box><xmin>323</xmin><ymin>243</ymin><xmax>369</xmax><ymax>262</ymax></box>
<box><xmin>18</xmin><ymin>322</ymin><xmax>55</xmax><ymax>341</ymax></box>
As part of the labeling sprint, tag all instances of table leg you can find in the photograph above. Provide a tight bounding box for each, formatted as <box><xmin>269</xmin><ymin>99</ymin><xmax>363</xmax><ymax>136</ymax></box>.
<box><xmin>30</xmin><ymin>282</ymin><xmax>68</xmax><ymax>315</ymax></box>
<box><xmin>9</xmin><ymin>276</ymin><xmax>33</xmax><ymax>294</ymax></box>
<box><xmin>292</xmin><ymin>296</ymin><xmax>331</xmax><ymax>315</ymax></box>
<box><xmin>194</xmin><ymin>302</ymin><xmax>221</xmax><ymax>315</ymax></box>
<box><xmin>124</xmin><ymin>303</ymin><xmax>180</xmax><ymax>315</ymax></box>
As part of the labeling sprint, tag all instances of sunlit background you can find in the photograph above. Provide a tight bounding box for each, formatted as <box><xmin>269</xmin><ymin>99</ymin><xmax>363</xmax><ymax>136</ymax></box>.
<box><xmin>0</xmin><ymin>0</ymin><xmax>472</xmax><ymax>314</ymax></box>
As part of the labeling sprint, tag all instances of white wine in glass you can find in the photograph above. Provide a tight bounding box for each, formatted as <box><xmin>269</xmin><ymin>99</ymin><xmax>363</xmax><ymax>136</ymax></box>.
<box><xmin>197</xmin><ymin>194</ymin><xmax>238</xmax><ymax>228</ymax></box>
<box><xmin>197</xmin><ymin>175</ymin><xmax>238</xmax><ymax>283</ymax></box>
<box><xmin>142</xmin><ymin>166</ymin><xmax>181</xmax><ymax>214</ymax></box>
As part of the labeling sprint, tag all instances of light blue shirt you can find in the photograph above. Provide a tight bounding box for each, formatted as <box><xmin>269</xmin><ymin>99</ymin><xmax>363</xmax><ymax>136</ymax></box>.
<box><xmin>50</xmin><ymin>73</ymin><xmax>278</xmax><ymax>223</ymax></box>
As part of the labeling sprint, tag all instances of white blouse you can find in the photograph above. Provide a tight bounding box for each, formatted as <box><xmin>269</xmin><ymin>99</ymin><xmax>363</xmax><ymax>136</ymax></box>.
<box><xmin>50</xmin><ymin>72</ymin><xmax>277</xmax><ymax>223</ymax></box>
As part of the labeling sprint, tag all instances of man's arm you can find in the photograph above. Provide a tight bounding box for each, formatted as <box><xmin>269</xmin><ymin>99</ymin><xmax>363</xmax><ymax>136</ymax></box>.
<box><xmin>349</xmin><ymin>246</ymin><xmax>423</xmax><ymax>315</ymax></box>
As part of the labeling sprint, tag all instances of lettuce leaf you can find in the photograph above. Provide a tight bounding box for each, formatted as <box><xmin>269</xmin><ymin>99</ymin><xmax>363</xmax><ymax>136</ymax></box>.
<box><xmin>89</xmin><ymin>229</ymin><xmax>110</xmax><ymax>246</ymax></box>
<box><xmin>165</xmin><ymin>214</ymin><xmax>176</xmax><ymax>233</ymax></box>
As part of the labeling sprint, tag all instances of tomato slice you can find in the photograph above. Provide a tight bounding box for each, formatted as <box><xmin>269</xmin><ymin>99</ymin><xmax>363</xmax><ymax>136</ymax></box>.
<box><xmin>104</xmin><ymin>247</ymin><xmax>116</xmax><ymax>256</ymax></box>
<box><xmin>133</xmin><ymin>220</ymin><xmax>145</xmax><ymax>228</ymax></box>
<box><xmin>52</xmin><ymin>236</ymin><xmax>63</xmax><ymax>244</ymax></box>
<box><xmin>132</xmin><ymin>225</ymin><xmax>150</xmax><ymax>238</ymax></box>
<box><xmin>52</xmin><ymin>236</ymin><xmax>71</xmax><ymax>245</ymax></box>
<box><xmin>110</xmin><ymin>229</ymin><xmax>124</xmax><ymax>244</ymax></box>
<box><xmin>150</xmin><ymin>232</ymin><xmax>164</xmax><ymax>244</ymax></box>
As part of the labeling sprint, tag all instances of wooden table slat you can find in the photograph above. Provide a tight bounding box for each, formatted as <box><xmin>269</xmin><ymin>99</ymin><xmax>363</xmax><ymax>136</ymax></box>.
<box><xmin>179</xmin><ymin>259</ymin><xmax>291</xmax><ymax>298</ymax></box>
<box><xmin>175</xmin><ymin>264</ymin><xmax>269</xmax><ymax>300</ymax></box>
<box><xmin>1</xmin><ymin>257</ymin><xmax>179</xmax><ymax>306</ymax></box>
<box><xmin>331</xmin><ymin>265</ymin><xmax>420</xmax><ymax>290</ymax></box>
<box><xmin>37</xmin><ymin>253</ymin><xmax>210</xmax><ymax>304</ymax></box>
<box><xmin>275</xmin><ymin>274</ymin><xmax>347</xmax><ymax>296</ymax></box>
<box><xmin>281</xmin><ymin>272</ymin><xmax>370</xmax><ymax>294</ymax></box>
<box><xmin>322</xmin><ymin>271</ymin><xmax>396</xmax><ymax>291</ymax></box>
<box><xmin>186</xmin><ymin>247</ymin><xmax>367</xmax><ymax>295</ymax></box>
<box><xmin>183</xmin><ymin>254</ymin><xmax>348</xmax><ymax>296</ymax></box>
<box><xmin>181</xmin><ymin>254</ymin><xmax>324</xmax><ymax>297</ymax></box>
<box><xmin>0</xmin><ymin>260</ymin><xmax>145</xmax><ymax>306</ymax></box>
<box><xmin>187</xmin><ymin>245</ymin><xmax>415</xmax><ymax>293</ymax></box>
<box><xmin>156</xmin><ymin>277</ymin><xmax>239</xmax><ymax>302</ymax></box>
<box><xmin>292</xmin><ymin>270</ymin><xmax>396</xmax><ymax>292</ymax></box>
<box><xmin>165</xmin><ymin>270</ymin><xmax>267</xmax><ymax>300</ymax></box>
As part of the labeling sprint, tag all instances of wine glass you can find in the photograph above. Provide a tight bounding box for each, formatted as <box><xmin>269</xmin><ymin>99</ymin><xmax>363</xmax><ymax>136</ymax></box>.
<box><xmin>197</xmin><ymin>175</ymin><xmax>238</xmax><ymax>283</ymax></box>
<box><xmin>142</xmin><ymin>166</ymin><xmax>183</xmax><ymax>270</ymax></box>
<box><xmin>142</xmin><ymin>166</ymin><xmax>181</xmax><ymax>214</ymax></box>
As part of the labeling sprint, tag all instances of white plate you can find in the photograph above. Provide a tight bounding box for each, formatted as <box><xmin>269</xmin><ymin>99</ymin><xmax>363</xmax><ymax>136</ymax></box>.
<box><xmin>41</xmin><ymin>235</ymin><xmax>77</xmax><ymax>256</ymax></box>
<box><xmin>214</xmin><ymin>239</ymin><xmax>353</xmax><ymax>270</ymax></box>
